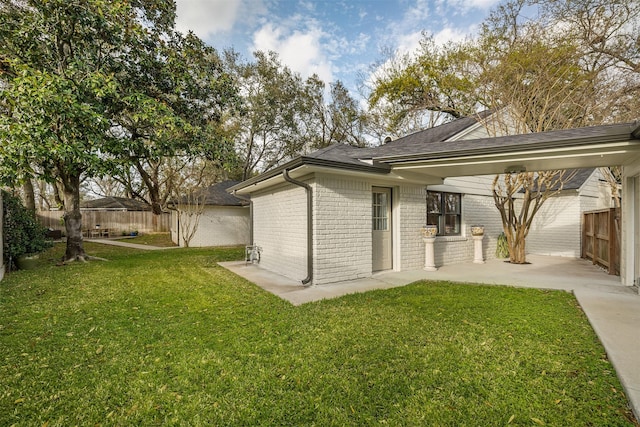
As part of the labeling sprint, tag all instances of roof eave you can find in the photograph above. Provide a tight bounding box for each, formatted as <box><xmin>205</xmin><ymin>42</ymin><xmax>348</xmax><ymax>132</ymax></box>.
<box><xmin>375</xmin><ymin>123</ymin><xmax>640</xmax><ymax>164</ymax></box>
<box><xmin>227</xmin><ymin>156</ymin><xmax>391</xmax><ymax>194</ymax></box>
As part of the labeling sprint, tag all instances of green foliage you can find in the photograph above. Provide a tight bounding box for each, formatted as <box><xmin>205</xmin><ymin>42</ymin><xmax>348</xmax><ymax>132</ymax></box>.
<box><xmin>0</xmin><ymin>0</ymin><xmax>239</xmax><ymax>254</ymax></box>
<box><xmin>0</xmin><ymin>244</ymin><xmax>634</xmax><ymax>425</ymax></box>
<box><xmin>368</xmin><ymin>0</ymin><xmax>640</xmax><ymax>135</ymax></box>
<box><xmin>368</xmin><ymin>37</ymin><xmax>479</xmax><ymax>135</ymax></box>
<box><xmin>224</xmin><ymin>50</ymin><xmax>366</xmax><ymax>180</ymax></box>
<box><xmin>496</xmin><ymin>232</ymin><xmax>509</xmax><ymax>258</ymax></box>
<box><xmin>1</xmin><ymin>191</ymin><xmax>52</xmax><ymax>267</ymax></box>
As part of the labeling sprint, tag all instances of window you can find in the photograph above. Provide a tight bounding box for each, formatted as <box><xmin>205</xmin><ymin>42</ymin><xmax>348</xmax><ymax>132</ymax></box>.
<box><xmin>426</xmin><ymin>191</ymin><xmax>461</xmax><ymax>236</ymax></box>
<box><xmin>372</xmin><ymin>191</ymin><xmax>389</xmax><ymax>231</ymax></box>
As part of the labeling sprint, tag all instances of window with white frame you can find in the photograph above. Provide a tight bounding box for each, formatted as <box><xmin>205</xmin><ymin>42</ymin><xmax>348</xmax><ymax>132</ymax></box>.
<box><xmin>426</xmin><ymin>191</ymin><xmax>461</xmax><ymax>236</ymax></box>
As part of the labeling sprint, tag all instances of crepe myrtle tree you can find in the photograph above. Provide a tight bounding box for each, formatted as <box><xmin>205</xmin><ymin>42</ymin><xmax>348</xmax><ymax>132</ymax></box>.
<box><xmin>0</xmin><ymin>0</ymin><xmax>237</xmax><ymax>262</ymax></box>
<box><xmin>492</xmin><ymin>170</ymin><xmax>576</xmax><ymax>264</ymax></box>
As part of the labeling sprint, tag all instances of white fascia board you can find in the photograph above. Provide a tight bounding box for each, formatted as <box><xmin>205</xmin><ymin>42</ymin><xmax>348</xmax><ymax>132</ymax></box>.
<box><xmin>233</xmin><ymin>164</ymin><xmax>443</xmax><ymax>195</ymax></box>
<box><xmin>389</xmin><ymin>142</ymin><xmax>640</xmax><ymax>178</ymax></box>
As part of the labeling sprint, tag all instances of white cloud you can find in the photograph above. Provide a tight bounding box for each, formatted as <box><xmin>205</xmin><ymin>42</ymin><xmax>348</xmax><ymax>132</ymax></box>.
<box><xmin>394</xmin><ymin>30</ymin><xmax>424</xmax><ymax>56</ymax></box>
<box><xmin>441</xmin><ymin>0</ymin><xmax>502</xmax><ymax>12</ymax></box>
<box><xmin>433</xmin><ymin>26</ymin><xmax>471</xmax><ymax>46</ymax></box>
<box><xmin>251</xmin><ymin>22</ymin><xmax>333</xmax><ymax>84</ymax></box>
<box><xmin>175</xmin><ymin>0</ymin><xmax>268</xmax><ymax>39</ymax></box>
<box><xmin>465</xmin><ymin>0</ymin><xmax>501</xmax><ymax>9</ymax></box>
<box><xmin>403</xmin><ymin>0</ymin><xmax>432</xmax><ymax>25</ymax></box>
<box><xmin>175</xmin><ymin>0</ymin><xmax>241</xmax><ymax>37</ymax></box>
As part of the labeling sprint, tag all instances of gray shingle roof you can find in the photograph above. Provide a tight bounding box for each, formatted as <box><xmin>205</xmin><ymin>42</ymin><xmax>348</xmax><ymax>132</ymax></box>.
<box><xmin>309</xmin><ymin>111</ymin><xmax>492</xmax><ymax>162</ymax></box>
<box><xmin>368</xmin><ymin>111</ymin><xmax>492</xmax><ymax>157</ymax></box>
<box><xmin>563</xmin><ymin>168</ymin><xmax>597</xmax><ymax>190</ymax></box>
<box><xmin>373</xmin><ymin>122</ymin><xmax>639</xmax><ymax>162</ymax></box>
<box><xmin>203</xmin><ymin>181</ymin><xmax>249</xmax><ymax>206</ymax></box>
<box><xmin>80</xmin><ymin>196</ymin><xmax>152</xmax><ymax>211</ymax></box>
<box><xmin>228</xmin><ymin>114</ymin><xmax>639</xmax><ymax>193</ymax></box>
<box><xmin>520</xmin><ymin>168</ymin><xmax>597</xmax><ymax>193</ymax></box>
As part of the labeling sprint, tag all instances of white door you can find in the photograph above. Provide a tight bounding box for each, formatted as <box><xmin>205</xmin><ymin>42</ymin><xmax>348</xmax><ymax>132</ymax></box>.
<box><xmin>372</xmin><ymin>187</ymin><xmax>392</xmax><ymax>271</ymax></box>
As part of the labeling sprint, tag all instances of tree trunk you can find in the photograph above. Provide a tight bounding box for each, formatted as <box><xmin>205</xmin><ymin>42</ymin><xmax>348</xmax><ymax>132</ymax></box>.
<box><xmin>61</xmin><ymin>173</ymin><xmax>87</xmax><ymax>262</ymax></box>
<box><xmin>134</xmin><ymin>160</ymin><xmax>164</xmax><ymax>215</ymax></box>
<box><xmin>509</xmin><ymin>226</ymin><xmax>528</xmax><ymax>264</ymax></box>
<box><xmin>37</xmin><ymin>180</ymin><xmax>47</xmax><ymax>210</ymax></box>
<box><xmin>22</xmin><ymin>178</ymin><xmax>36</xmax><ymax>212</ymax></box>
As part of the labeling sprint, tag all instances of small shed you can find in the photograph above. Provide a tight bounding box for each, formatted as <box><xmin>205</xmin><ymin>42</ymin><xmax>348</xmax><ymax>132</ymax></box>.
<box><xmin>171</xmin><ymin>181</ymin><xmax>250</xmax><ymax>247</ymax></box>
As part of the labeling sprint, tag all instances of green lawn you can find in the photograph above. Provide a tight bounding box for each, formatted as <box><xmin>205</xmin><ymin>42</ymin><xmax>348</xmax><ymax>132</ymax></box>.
<box><xmin>0</xmin><ymin>244</ymin><xmax>635</xmax><ymax>426</ymax></box>
<box><xmin>115</xmin><ymin>232</ymin><xmax>177</xmax><ymax>247</ymax></box>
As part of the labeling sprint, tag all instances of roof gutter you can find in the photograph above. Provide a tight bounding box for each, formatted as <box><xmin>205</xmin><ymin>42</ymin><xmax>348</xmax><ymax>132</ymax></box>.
<box><xmin>228</xmin><ymin>156</ymin><xmax>390</xmax><ymax>193</ymax></box>
<box><xmin>283</xmin><ymin>169</ymin><xmax>313</xmax><ymax>286</ymax></box>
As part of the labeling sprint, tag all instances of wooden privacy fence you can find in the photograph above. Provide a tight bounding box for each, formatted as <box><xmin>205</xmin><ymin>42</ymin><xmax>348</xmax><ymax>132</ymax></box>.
<box><xmin>582</xmin><ymin>208</ymin><xmax>620</xmax><ymax>275</ymax></box>
<box><xmin>37</xmin><ymin>210</ymin><xmax>171</xmax><ymax>236</ymax></box>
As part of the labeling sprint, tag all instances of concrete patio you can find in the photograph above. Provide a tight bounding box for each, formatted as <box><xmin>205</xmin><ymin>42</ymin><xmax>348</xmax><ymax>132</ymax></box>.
<box><xmin>220</xmin><ymin>255</ymin><xmax>640</xmax><ymax>420</ymax></box>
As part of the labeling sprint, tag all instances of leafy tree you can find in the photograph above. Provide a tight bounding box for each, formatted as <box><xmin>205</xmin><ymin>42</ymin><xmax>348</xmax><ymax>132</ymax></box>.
<box><xmin>224</xmin><ymin>51</ymin><xmax>310</xmax><ymax>179</ymax></box>
<box><xmin>0</xmin><ymin>0</ymin><xmax>236</xmax><ymax>262</ymax></box>
<box><xmin>301</xmin><ymin>77</ymin><xmax>368</xmax><ymax>149</ymax></box>
<box><xmin>224</xmin><ymin>50</ymin><xmax>368</xmax><ymax>179</ymax></box>
<box><xmin>367</xmin><ymin>36</ymin><xmax>479</xmax><ymax>135</ymax></box>
<box><xmin>109</xmin><ymin>31</ymin><xmax>238</xmax><ymax>214</ymax></box>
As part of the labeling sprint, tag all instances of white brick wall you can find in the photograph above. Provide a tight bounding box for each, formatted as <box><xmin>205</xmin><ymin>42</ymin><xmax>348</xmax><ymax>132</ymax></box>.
<box><xmin>252</xmin><ymin>181</ymin><xmax>309</xmax><ymax>282</ymax></box>
<box><xmin>431</xmin><ymin>194</ymin><xmax>504</xmax><ymax>266</ymax></box>
<box><xmin>526</xmin><ymin>193</ymin><xmax>582</xmax><ymax>257</ymax></box>
<box><xmin>527</xmin><ymin>174</ymin><xmax>613</xmax><ymax>258</ymax></box>
<box><xmin>314</xmin><ymin>174</ymin><xmax>372</xmax><ymax>285</ymax></box>
<box><xmin>398</xmin><ymin>184</ymin><xmax>426</xmax><ymax>270</ymax></box>
<box><xmin>247</xmin><ymin>168</ymin><xmax>614</xmax><ymax>284</ymax></box>
<box><xmin>397</xmin><ymin>185</ymin><xmax>504</xmax><ymax>268</ymax></box>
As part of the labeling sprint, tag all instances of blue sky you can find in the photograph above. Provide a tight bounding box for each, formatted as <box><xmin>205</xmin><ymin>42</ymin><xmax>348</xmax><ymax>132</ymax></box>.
<box><xmin>174</xmin><ymin>0</ymin><xmax>501</xmax><ymax>98</ymax></box>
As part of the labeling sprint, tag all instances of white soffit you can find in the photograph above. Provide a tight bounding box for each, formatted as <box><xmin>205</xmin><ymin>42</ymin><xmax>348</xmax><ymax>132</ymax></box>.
<box><xmin>389</xmin><ymin>142</ymin><xmax>640</xmax><ymax>178</ymax></box>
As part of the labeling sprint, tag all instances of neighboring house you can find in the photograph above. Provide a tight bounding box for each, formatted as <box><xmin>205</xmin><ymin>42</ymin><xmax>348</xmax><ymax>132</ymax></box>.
<box><xmin>171</xmin><ymin>181</ymin><xmax>250</xmax><ymax>247</ymax></box>
<box><xmin>80</xmin><ymin>196</ymin><xmax>153</xmax><ymax>211</ymax></box>
<box><xmin>229</xmin><ymin>116</ymin><xmax>640</xmax><ymax>287</ymax></box>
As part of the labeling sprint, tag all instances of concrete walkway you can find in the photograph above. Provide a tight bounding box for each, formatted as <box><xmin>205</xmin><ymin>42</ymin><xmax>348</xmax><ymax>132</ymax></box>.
<box><xmin>220</xmin><ymin>255</ymin><xmax>640</xmax><ymax>420</ymax></box>
<box><xmin>85</xmin><ymin>238</ymin><xmax>178</xmax><ymax>250</ymax></box>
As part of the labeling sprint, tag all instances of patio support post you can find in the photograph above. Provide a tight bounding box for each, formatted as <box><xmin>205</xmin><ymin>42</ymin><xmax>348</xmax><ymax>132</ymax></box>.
<box><xmin>473</xmin><ymin>235</ymin><xmax>485</xmax><ymax>264</ymax></box>
<box><xmin>422</xmin><ymin>236</ymin><xmax>437</xmax><ymax>271</ymax></box>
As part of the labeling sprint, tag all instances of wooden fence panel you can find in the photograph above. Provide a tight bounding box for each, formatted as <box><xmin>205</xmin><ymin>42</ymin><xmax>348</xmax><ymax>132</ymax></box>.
<box><xmin>582</xmin><ymin>208</ymin><xmax>619</xmax><ymax>275</ymax></box>
<box><xmin>37</xmin><ymin>211</ymin><xmax>170</xmax><ymax>235</ymax></box>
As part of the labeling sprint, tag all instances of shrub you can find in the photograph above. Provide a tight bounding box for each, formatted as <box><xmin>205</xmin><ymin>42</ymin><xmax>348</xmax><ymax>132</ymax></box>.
<box><xmin>495</xmin><ymin>232</ymin><xmax>509</xmax><ymax>258</ymax></box>
<box><xmin>2</xmin><ymin>190</ymin><xmax>53</xmax><ymax>269</ymax></box>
